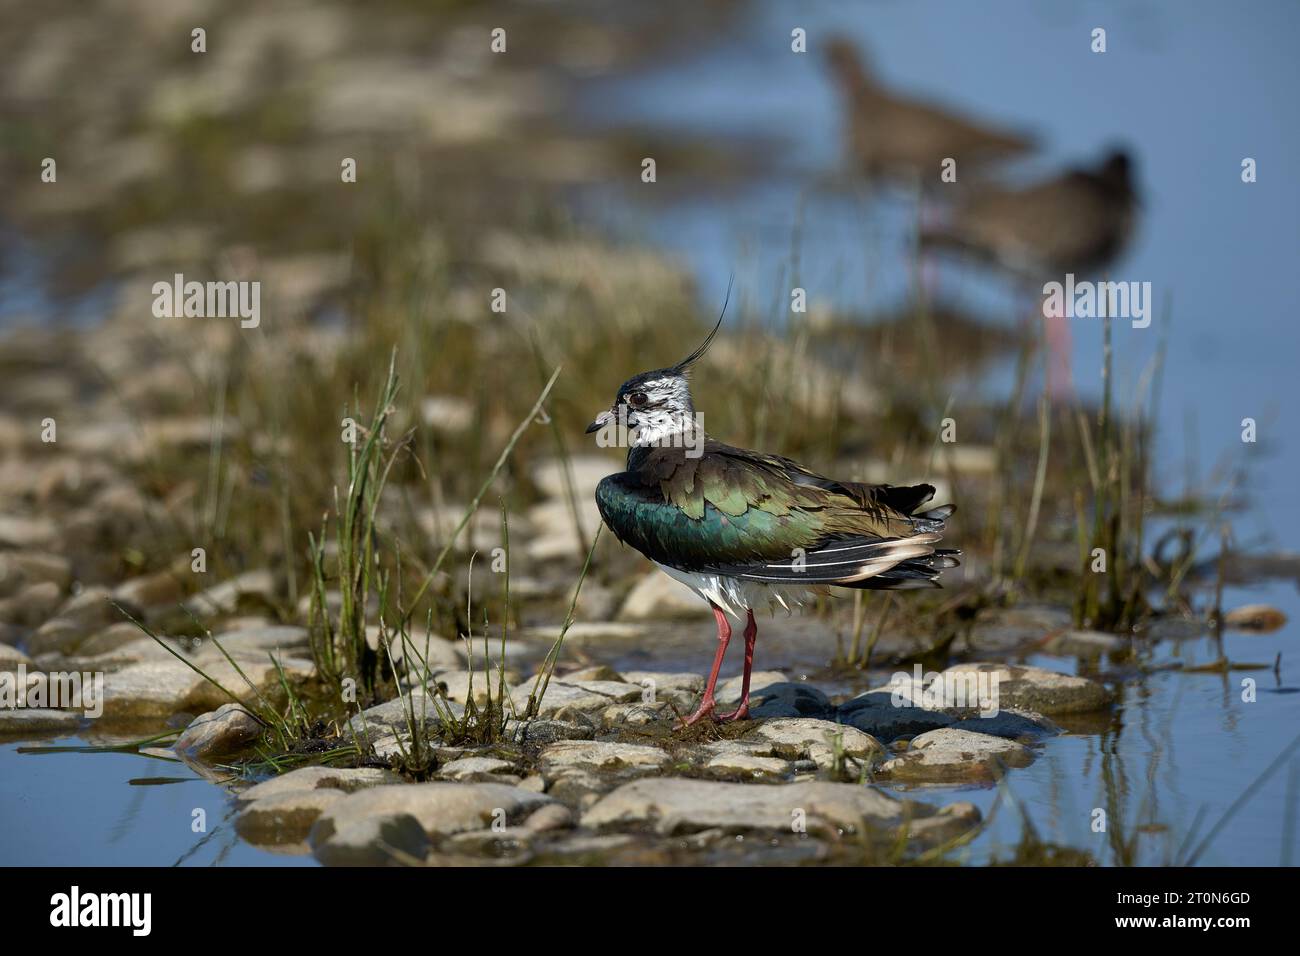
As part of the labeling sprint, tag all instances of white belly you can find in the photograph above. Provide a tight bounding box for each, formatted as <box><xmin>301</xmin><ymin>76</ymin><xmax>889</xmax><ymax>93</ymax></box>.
<box><xmin>654</xmin><ymin>563</ymin><xmax>813</xmax><ymax>622</ymax></box>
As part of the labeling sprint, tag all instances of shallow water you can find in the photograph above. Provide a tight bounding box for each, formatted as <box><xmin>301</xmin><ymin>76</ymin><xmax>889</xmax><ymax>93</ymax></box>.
<box><xmin>0</xmin><ymin>742</ymin><xmax>313</xmax><ymax>866</ymax></box>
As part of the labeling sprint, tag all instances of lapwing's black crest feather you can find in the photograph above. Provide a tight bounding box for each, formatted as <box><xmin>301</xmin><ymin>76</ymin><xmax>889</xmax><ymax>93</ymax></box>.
<box><xmin>671</xmin><ymin>275</ymin><xmax>732</xmax><ymax>375</ymax></box>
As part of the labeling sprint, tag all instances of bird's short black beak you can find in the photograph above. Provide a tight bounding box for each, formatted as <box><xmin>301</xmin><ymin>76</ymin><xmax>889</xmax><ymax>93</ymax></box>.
<box><xmin>586</xmin><ymin>408</ymin><xmax>614</xmax><ymax>435</ymax></box>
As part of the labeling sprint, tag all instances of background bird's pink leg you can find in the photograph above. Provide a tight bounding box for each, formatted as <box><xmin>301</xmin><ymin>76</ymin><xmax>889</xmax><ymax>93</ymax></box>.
<box><xmin>679</xmin><ymin>603</ymin><xmax>732</xmax><ymax>726</ymax></box>
<box><xmin>717</xmin><ymin>610</ymin><xmax>757</xmax><ymax>722</ymax></box>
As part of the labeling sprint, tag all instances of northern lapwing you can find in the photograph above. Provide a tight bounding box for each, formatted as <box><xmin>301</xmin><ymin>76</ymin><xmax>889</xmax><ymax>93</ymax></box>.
<box><xmin>825</xmin><ymin>37</ymin><xmax>1033</xmax><ymax>186</ymax></box>
<box><xmin>586</xmin><ymin>317</ymin><xmax>959</xmax><ymax>725</ymax></box>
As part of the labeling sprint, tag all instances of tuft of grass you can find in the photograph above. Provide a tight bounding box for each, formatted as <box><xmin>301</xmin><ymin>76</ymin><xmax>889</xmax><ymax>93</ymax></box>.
<box><xmin>308</xmin><ymin>349</ymin><xmax>411</xmax><ymax>700</ymax></box>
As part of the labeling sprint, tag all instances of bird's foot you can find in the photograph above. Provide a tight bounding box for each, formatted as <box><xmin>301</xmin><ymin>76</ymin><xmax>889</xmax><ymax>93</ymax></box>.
<box><xmin>677</xmin><ymin>696</ymin><xmax>718</xmax><ymax>728</ymax></box>
<box><xmin>716</xmin><ymin>698</ymin><xmax>750</xmax><ymax>723</ymax></box>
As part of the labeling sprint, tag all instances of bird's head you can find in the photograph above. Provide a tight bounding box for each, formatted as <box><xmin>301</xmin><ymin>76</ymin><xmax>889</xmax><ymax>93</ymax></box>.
<box><xmin>586</xmin><ymin>296</ymin><xmax>727</xmax><ymax>450</ymax></box>
<box><xmin>585</xmin><ymin>367</ymin><xmax>696</xmax><ymax>447</ymax></box>
<box><xmin>824</xmin><ymin>36</ymin><xmax>874</xmax><ymax>92</ymax></box>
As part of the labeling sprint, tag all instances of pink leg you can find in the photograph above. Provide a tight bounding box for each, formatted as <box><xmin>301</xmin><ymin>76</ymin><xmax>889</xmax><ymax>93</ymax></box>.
<box><xmin>679</xmin><ymin>603</ymin><xmax>732</xmax><ymax>726</ymax></box>
<box><xmin>717</xmin><ymin>610</ymin><xmax>757</xmax><ymax>722</ymax></box>
<box><xmin>1046</xmin><ymin>312</ymin><xmax>1074</xmax><ymax>400</ymax></box>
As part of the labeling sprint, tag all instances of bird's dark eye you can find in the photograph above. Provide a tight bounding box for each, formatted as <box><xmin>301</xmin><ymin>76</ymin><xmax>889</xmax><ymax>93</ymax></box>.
<box><xmin>627</xmin><ymin>391</ymin><xmax>648</xmax><ymax>407</ymax></box>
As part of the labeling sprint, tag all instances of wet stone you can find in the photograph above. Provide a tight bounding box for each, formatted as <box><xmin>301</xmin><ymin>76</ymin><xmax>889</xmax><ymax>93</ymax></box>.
<box><xmin>949</xmin><ymin>708</ymin><xmax>1060</xmax><ymax>740</ymax></box>
<box><xmin>309</xmin><ymin>782</ymin><xmax>556</xmax><ymax>845</ymax></box>
<box><xmin>346</xmin><ymin>689</ymin><xmax>463</xmax><ymax>738</ymax></box>
<box><xmin>600</xmin><ymin>700</ymin><xmax>672</xmax><ymax>726</ymax></box>
<box><xmin>505</xmin><ymin>717</ymin><xmax>596</xmax><ymax>745</ymax></box>
<box><xmin>238</xmin><ymin>765</ymin><xmax>402</xmax><ymax>803</ymax></box>
<box><xmin>184</xmin><ymin>569</ymin><xmax>277</xmax><ymax>617</ymax></box>
<box><xmin>0</xmin><ymin>581</ymin><xmax>63</xmax><ymax>626</ymax></box>
<box><xmin>1224</xmin><ymin>604</ymin><xmax>1287</xmax><ymax>633</ymax></box>
<box><xmin>521</xmin><ymin>803</ymin><xmax>573</xmax><ymax>833</ymax></box>
<box><xmin>837</xmin><ymin>690</ymin><xmax>955</xmax><ymax>738</ymax></box>
<box><xmin>582</xmin><ymin>778</ymin><xmax>981</xmax><ymax>845</ymax></box>
<box><xmin>174</xmin><ymin>703</ymin><xmax>263</xmax><ymax>761</ymax></box>
<box><xmin>942</xmin><ymin>662</ymin><xmax>1112</xmax><ymax>714</ymax></box>
<box><xmin>0</xmin><ymin>642</ymin><xmax>32</xmax><ymax>670</ymax></box>
<box><xmin>207</xmin><ymin>625</ymin><xmax>309</xmax><ymax>654</ymax></box>
<box><xmin>431</xmin><ymin>670</ymin><xmax>517</xmax><ymax>707</ymax></box>
<box><xmin>0</xmin><ymin>707</ymin><xmax>81</xmax><ymax>736</ymax></box>
<box><xmin>1040</xmin><ymin>629</ymin><xmax>1127</xmax><ymax>655</ymax></box>
<box><xmin>438</xmin><ymin>756</ymin><xmax>517</xmax><ymax>780</ymax></box>
<box><xmin>750</xmin><ymin>718</ymin><xmax>884</xmax><ymax>762</ymax></box>
<box><xmin>538</xmin><ymin>740</ymin><xmax>669</xmax><ymax>774</ymax></box>
<box><xmin>311</xmin><ymin>812</ymin><xmax>433</xmax><ymax>867</ymax></box>
<box><xmin>724</xmin><ymin>675</ymin><xmax>834</xmax><ymax>719</ymax></box>
<box><xmin>703</xmin><ymin>747</ymin><xmax>793</xmax><ymax>778</ymax></box>
<box><xmin>235</xmin><ymin>789</ymin><xmax>346</xmax><ymax>846</ymax></box>
<box><xmin>878</xmin><ymin>727</ymin><xmax>1035</xmax><ymax>782</ymax></box>
<box><xmin>621</xmin><ymin>671</ymin><xmax>703</xmax><ymax>710</ymax></box>
<box><xmin>509</xmin><ymin>678</ymin><xmax>639</xmax><ymax>718</ymax></box>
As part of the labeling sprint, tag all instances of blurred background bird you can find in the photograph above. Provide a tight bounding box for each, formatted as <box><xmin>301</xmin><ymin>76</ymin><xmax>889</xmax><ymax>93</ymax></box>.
<box><xmin>920</xmin><ymin>149</ymin><xmax>1140</xmax><ymax>394</ymax></box>
<box><xmin>824</xmin><ymin>36</ymin><xmax>1035</xmax><ymax>187</ymax></box>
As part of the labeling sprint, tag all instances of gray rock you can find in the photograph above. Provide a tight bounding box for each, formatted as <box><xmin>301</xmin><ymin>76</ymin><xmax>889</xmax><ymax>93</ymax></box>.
<box><xmin>538</xmin><ymin>740</ymin><xmax>669</xmax><ymax>774</ymax></box>
<box><xmin>53</xmin><ymin>586</ymin><xmax>124</xmax><ymax>630</ymax></box>
<box><xmin>718</xmin><ymin>673</ymin><xmax>833</xmax><ymax>719</ymax></box>
<box><xmin>112</xmin><ymin>570</ymin><xmax>185</xmax><ymax>610</ymax></box>
<box><xmin>0</xmin><ymin>642</ymin><xmax>32</xmax><ymax>670</ymax></box>
<box><xmin>521</xmin><ymin>803</ymin><xmax>574</xmax><ymax>832</ymax></box>
<box><xmin>0</xmin><ymin>581</ymin><xmax>62</xmax><ymax>626</ymax></box>
<box><xmin>310</xmin><ymin>782</ymin><xmax>556</xmax><ymax>846</ymax></box>
<box><xmin>0</xmin><ymin>552</ymin><xmax>72</xmax><ymax>591</ymax></box>
<box><xmin>78</xmin><ymin>622</ymin><xmax>158</xmax><ymax>656</ymax></box>
<box><xmin>583</xmin><ymin>778</ymin><xmax>982</xmax><ymax>845</ymax></box>
<box><xmin>618</xmin><ymin>572</ymin><xmax>713</xmax><ymax>620</ymax></box>
<box><xmin>509</xmin><ymin>678</ymin><xmax>638</xmax><ymax>718</ymax></box>
<box><xmin>950</xmin><ymin>708</ymin><xmax>1060</xmax><ymax>740</ymax></box>
<box><xmin>599</xmin><ymin>701</ymin><xmax>672</xmax><ymax>727</ymax></box>
<box><xmin>99</xmin><ymin>656</ymin><xmax>310</xmax><ymax>720</ymax></box>
<box><xmin>879</xmin><ymin>727</ymin><xmax>1035</xmax><ymax>782</ymax></box>
<box><xmin>0</xmin><ymin>514</ymin><xmax>58</xmax><ymax>549</ymax></box>
<box><xmin>942</xmin><ymin>662</ymin><xmax>1112</xmax><ymax>714</ymax></box>
<box><xmin>311</xmin><ymin>812</ymin><xmax>432</xmax><ymax>866</ymax></box>
<box><xmin>184</xmin><ymin>570</ymin><xmax>277</xmax><ymax>617</ymax></box>
<box><xmin>0</xmin><ymin>708</ymin><xmax>81</xmax><ymax>735</ymax></box>
<box><xmin>1223</xmin><ymin>604</ymin><xmax>1287</xmax><ymax>633</ymax></box>
<box><xmin>620</xmin><ymin>671</ymin><xmax>703</xmax><ymax>710</ymax></box>
<box><xmin>346</xmin><ymin>688</ymin><xmax>463</xmax><ymax>739</ymax></box>
<box><xmin>235</xmin><ymin>789</ymin><xmax>346</xmax><ymax>845</ymax></box>
<box><xmin>751</xmin><ymin>718</ymin><xmax>884</xmax><ymax>761</ymax></box>
<box><xmin>1040</xmin><ymin>629</ymin><xmax>1127</xmax><ymax>655</ymax></box>
<box><xmin>207</xmin><ymin>625</ymin><xmax>309</xmax><ymax>654</ymax></box>
<box><xmin>430</xmin><ymin>670</ymin><xmax>516</xmax><ymax>707</ymax></box>
<box><xmin>174</xmin><ymin>703</ymin><xmax>263</xmax><ymax>761</ymax></box>
<box><xmin>704</xmin><ymin>747</ymin><xmax>793</xmax><ymax>778</ymax></box>
<box><xmin>837</xmin><ymin>690</ymin><xmax>955</xmax><ymax>738</ymax></box>
<box><xmin>438</xmin><ymin>756</ymin><xmax>516</xmax><ymax>780</ymax></box>
<box><xmin>506</xmin><ymin>717</ymin><xmax>595</xmax><ymax>744</ymax></box>
<box><xmin>238</xmin><ymin>766</ymin><xmax>402</xmax><ymax>803</ymax></box>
